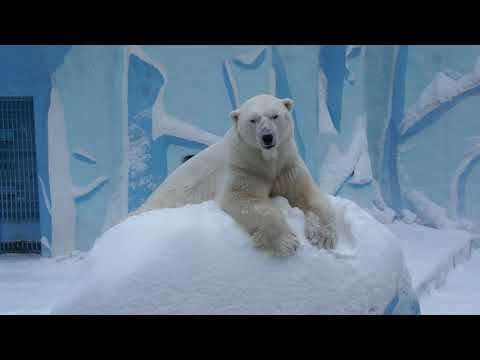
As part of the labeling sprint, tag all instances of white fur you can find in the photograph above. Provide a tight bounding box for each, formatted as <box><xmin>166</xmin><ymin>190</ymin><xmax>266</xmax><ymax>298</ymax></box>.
<box><xmin>134</xmin><ymin>94</ymin><xmax>337</xmax><ymax>256</ymax></box>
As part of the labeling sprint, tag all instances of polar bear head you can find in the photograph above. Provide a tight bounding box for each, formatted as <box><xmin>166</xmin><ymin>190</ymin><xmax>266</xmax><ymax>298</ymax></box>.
<box><xmin>229</xmin><ymin>94</ymin><xmax>295</xmax><ymax>159</ymax></box>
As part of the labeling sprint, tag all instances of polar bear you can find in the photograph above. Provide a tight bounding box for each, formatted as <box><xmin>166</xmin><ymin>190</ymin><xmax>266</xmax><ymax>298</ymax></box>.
<box><xmin>133</xmin><ymin>94</ymin><xmax>337</xmax><ymax>256</ymax></box>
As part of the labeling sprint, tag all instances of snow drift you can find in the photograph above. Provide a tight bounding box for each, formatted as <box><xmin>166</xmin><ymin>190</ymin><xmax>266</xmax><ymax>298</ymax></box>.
<box><xmin>52</xmin><ymin>196</ymin><xmax>419</xmax><ymax>315</ymax></box>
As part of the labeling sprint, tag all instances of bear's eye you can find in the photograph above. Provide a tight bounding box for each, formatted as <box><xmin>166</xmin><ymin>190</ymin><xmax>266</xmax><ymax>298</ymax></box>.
<box><xmin>250</xmin><ymin>118</ymin><xmax>258</xmax><ymax>124</ymax></box>
<box><xmin>272</xmin><ymin>114</ymin><xmax>279</xmax><ymax>120</ymax></box>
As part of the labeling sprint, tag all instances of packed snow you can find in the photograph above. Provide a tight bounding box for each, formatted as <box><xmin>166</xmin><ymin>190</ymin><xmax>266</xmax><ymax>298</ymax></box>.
<box><xmin>0</xmin><ymin>254</ymin><xmax>85</xmax><ymax>315</ymax></box>
<box><xmin>51</xmin><ymin>195</ymin><xmax>410</xmax><ymax>315</ymax></box>
<box><xmin>3</xmin><ymin>201</ymin><xmax>478</xmax><ymax>315</ymax></box>
<box><xmin>368</xmin><ymin>204</ymin><xmax>396</xmax><ymax>225</ymax></box>
<box><xmin>387</xmin><ymin>221</ymin><xmax>473</xmax><ymax>297</ymax></box>
<box><xmin>420</xmin><ymin>245</ymin><xmax>480</xmax><ymax>315</ymax></box>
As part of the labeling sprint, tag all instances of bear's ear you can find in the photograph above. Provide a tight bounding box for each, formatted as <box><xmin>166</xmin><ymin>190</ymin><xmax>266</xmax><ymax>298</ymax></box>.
<box><xmin>281</xmin><ymin>98</ymin><xmax>294</xmax><ymax>111</ymax></box>
<box><xmin>230</xmin><ymin>109</ymin><xmax>240</xmax><ymax>123</ymax></box>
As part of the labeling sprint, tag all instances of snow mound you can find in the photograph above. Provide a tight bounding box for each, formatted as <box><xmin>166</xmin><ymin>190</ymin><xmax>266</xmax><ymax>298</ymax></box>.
<box><xmin>52</xmin><ymin>196</ymin><xmax>417</xmax><ymax>315</ymax></box>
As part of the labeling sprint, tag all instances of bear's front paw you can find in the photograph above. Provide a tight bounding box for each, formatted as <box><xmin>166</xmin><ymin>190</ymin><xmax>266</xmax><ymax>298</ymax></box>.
<box><xmin>305</xmin><ymin>212</ymin><xmax>337</xmax><ymax>250</ymax></box>
<box><xmin>272</xmin><ymin>231</ymin><xmax>300</xmax><ymax>257</ymax></box>
<box><xmin>252</xmin><ymin>229</ymin><xmax>299</xmax><ymax>256</ymax></box>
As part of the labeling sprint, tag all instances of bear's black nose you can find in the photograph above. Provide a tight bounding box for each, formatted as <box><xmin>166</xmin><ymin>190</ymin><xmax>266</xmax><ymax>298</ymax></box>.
<box><xmin>262</xmin><ymin>134</ymin><xmax>274</xmax><ymax>145</ymax></box>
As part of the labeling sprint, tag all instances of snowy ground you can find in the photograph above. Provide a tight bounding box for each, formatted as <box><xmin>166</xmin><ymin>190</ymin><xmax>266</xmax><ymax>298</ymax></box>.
<box><xmin>0</xmin><ymin>209</ymin><xmax>478</xmax><ymax>315</ymax></box>
<box><xmin>420</xmin><ymin>248</ymin><xmax>480</xmax><ymax>315</ymax></box>
<box><xmin>0</xmin><ymin>253</ymin><xmax>85</xmax><ymax>315</ymax></box>
<box><xmin>387</xmin><ymin>222</ymin><xmax>473</xmax><ymax>297</ymax></box>
<box><xmin>386</xmin><ymin>222</ymin><xmax>479</xmax><ymax>315</ymax></box>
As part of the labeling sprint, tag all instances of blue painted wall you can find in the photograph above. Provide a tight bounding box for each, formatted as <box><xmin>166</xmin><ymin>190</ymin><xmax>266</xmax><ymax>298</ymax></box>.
<box><xmin>1</xmin><ymin>45</ymin><xmax>478</xmax><ymax>255</ymax></box>
<box><xmin>319</xmin><ymin>45</ymin><xmax>346</xmax><ymax>132</ymax></box>
<box><xmin>0</xmin><ymin>45</ymin><xmax>71</xmax><ymax>254</ymax></box>
<box><xmin>399</xmin><ymin>46</ymin><xmax>480</xmax><ymax>224</ymax></box>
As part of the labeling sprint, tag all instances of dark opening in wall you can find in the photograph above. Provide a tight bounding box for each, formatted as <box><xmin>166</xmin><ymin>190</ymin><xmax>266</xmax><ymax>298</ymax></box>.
<box><xmin>182</xmin><ymin>154</ymin><xmax>196</xmax><ymax>163</ymax></box>
<box><xmin>0</xmin><ymin>97</ymin><xmax>40</xmax><ymax>254</ymax></box>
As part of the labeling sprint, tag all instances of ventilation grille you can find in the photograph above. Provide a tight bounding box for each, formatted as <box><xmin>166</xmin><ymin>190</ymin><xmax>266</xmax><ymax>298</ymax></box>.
<box><xmin>0</xmin><ymin>97</ymin><xmax>40</xmax><ymax>223</ymax></box>
<box><xmin>0</xmin><ymin>240</ymin><xmax>41</xmax><ymax>254</ymax></box>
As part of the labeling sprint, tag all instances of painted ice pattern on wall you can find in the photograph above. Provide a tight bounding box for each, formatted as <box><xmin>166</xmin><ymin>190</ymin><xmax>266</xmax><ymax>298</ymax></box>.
<box><xmin>397</xmin><ymin>47</ymin><xmax>480</xmax><ymax>231</ymax></box>
<box><xmin>127</xmin><ymin>53</ymin><xmax>165</xmax><ymax>211</ymax></box>
<box><xmin>450</xmin><ymin>137</ymin><xmax>480</xmax><ymax>224</ymax></box>
<box><xmin>319</xmin><ymin>114</ymin><xmax>371</xmax><ymax>195</ymax></box>
<box><xmin>73</xmin><ymin>176</ymin><xmax>110</xmax><ymax>202</ymax></box>
<box><xmin>46</xmin><ymin>85</ymin><xmax>76</xmax><ymax>256</ymax></box>
<box><xmin>321</xmin><ymin>45</ymin><xmax>480</xmax><ymax>232</ymax></box>
<box><xmin>2</xmin><ymin>45</ymin><xmax>479</xmax><ymax>256</ymax></box>
<box><xmin>400</xmin><ymin>57</ymin><xmax>480</xmax><ymax>137</ymax></box>
<box><xmin>317</xmin><ymin>68</ymin><xmax>337</xmax><ymax>135</ymax></box>
<box><xmin>60</xmin><ymin>45</ymin><xmax>480</xmax><ymax>251</ymax></box>
<box><xmin>73</xmin><ymin>148</ymin><xmax>97</xmax><ymax>164</ymax></box>
<box><xmin>126</xmin><ymin>47</ymin><xmax>221</xmax><ymax>212</ymax></box>
<box><xmin>51</xmin><ymin>45</ymin><xmax>125</xmax><ymax>252</ymax></box>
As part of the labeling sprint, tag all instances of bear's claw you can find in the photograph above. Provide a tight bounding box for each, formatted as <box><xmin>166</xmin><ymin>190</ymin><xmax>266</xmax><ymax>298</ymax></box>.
<box><xmin>273</xmin><ymin>231</ymin><xmax>300</xmax><ymax>256</ymax></box>
<box><xmin>252</xmin><ymin>229</ymin><xmax>299</xmax><ymax>256</ymax></box>
<box><xmin>305</xmin><ymin>212</ymin><xmax>337</xmax><ymax>250</ymax></box>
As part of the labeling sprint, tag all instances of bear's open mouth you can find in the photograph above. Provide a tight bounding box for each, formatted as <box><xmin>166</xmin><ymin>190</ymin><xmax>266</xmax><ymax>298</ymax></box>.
<box><xmin>260</xmin><ymin>133</ymin><xmax>276</xmax><ymax>149</ymax></box>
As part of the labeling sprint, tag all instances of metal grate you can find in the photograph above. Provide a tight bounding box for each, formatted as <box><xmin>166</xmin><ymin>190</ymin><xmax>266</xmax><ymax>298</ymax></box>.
<box><xmin>0</xmin><ymin>97</ymin><xmax>40</xmax><ymax>223</ymax></box>
<box><xmin>0</xmin><ymin>240</ymin><xmax>41</xmax><ymax>254</ymax></box>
